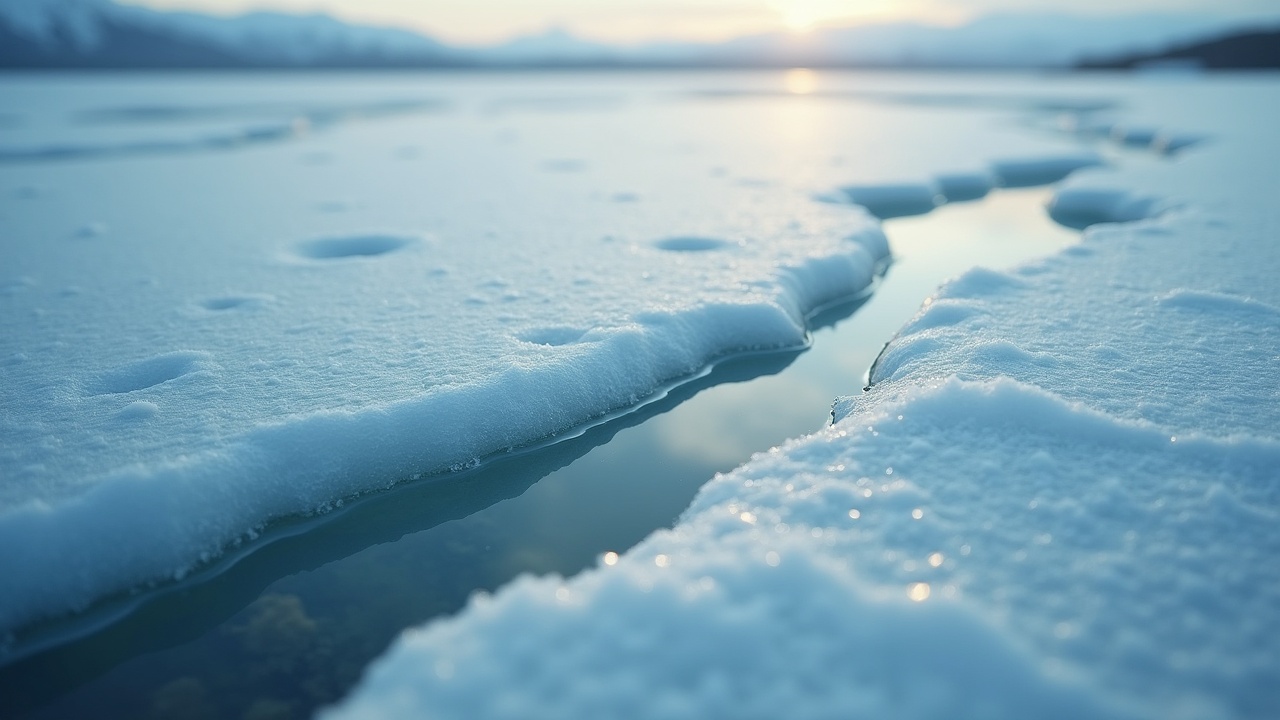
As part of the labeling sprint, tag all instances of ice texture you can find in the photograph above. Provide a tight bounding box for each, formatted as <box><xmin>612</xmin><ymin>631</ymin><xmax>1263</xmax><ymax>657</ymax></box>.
<box><xmin>2</xmin><ymin>73</ymin><xmax>1128</xmax><ymax>636</ymax></box>
<box><xmin>0</xmin><ymin>82</ymin><xmax>895</xmax><ymax>632</ymax></box>
<box><xmin>327</xmin><ymin>79</ymin><xmax>1280</xmax><ymax>718</ymax></box>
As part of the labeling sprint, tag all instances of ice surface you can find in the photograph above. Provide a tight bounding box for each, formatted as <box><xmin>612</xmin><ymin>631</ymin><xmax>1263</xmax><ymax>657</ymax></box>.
<box><xmin>328</xmin><ymin>77</ymin><xmax>1280</xmax><ymax>718</ymax></box>
<box><xmin>3</xmin><ymin>72</ymin><xmax>1062</xmax><ymax>634</ymax></box>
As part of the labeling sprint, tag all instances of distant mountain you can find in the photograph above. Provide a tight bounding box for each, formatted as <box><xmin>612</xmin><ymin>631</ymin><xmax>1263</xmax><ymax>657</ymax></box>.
<box><xmin>1078</xmin><ymin>28</ymin><xmax>1280</xmax><ymax>69</ymax></box>
<box><xmin>1</xmin><ymin>0</ymin><xmax>1275</xmax><ymax>70</ymax></box>
<box><xmin>0</xmin><ymin>0</ymin><xmax>460</xmax><ymax>68</ymax></box>
<box><xmin>709</xmin><ymin>13</ymin><xmax>1264</xmax><ymax>68</ymax></box>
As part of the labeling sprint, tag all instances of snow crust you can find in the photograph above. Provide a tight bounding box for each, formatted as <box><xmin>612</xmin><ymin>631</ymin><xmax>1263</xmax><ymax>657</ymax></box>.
<box><xmin>328</xmin><ymin>78</ymin><xmax>1280</xmax><ymax>718</ymax></box>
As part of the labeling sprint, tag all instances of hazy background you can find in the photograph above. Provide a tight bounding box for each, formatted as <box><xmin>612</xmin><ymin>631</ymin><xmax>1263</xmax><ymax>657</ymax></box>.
<box><xmin>119</xmin><ymin>0</ymin><xmax>1280</xmax><ymax>45</ymax></box>
<box><xmin>2</xmin><ymin>0</ymin><xmax>1278</xmax><ymax>69</ymax></box>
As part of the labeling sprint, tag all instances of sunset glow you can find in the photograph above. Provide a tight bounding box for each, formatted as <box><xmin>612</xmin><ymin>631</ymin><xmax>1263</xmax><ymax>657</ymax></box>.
<box><xmin>109</xmin><ymin>0</ymin><xmax>1280</xmax><ymax>46</ymax></box>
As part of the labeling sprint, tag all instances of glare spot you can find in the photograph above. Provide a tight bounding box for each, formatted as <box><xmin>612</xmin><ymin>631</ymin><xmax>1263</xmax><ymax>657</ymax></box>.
<box><xmin>784</xmin><ymin>68</ymin><xmax>817</xmax><ymax>95</ymax></box>
<box><xmin>1170</xmin><ymin>436</ymin><xmax>1177</xmax><ymax>442</ymax></box>
<box><xmin>848</xmin><ymin>509</ymin><xmax>861</xmax><ymax>520</ymax></box>
<box><xmin>862</xmin><ymin>488</ymin><xmax>873</xmax><ymax>498</ymax></box>
<box><xmin>740</xmin><ymin>511</ymin><xmax>758</xmax><ymax>524</ymax></box>
<box><xmin>602</xmin><ymin>551</ymin><xmax>619</xmax><ymax>566</ymax></box>
<box><xmin>765</xmin><ymin>551</ymin><xmax>781</xmax><ymax>567</ymax></box>
<box><xmin>908</xmin><ymin>582</ymin><xmax>932</xmax><ymax>602</ymax></box>
<box><xmin>885</xmin><ymin>467</ymin><xmax>894</xmax><ymax>476</ymax></box>
<box><xmin>655</xmin><ymin>554</ymin><xmax>670</xmax><ymax>568</ymax></box>
<box><xmin>555</xmin><ymin>587</ymin><xmax>571</xmax><ymax>602</ymax></box>
<box><xmin>960</xmin><ymin>544</ymin><xmax>972</xmax><ymax>556</ymax></box>
<box><xmin>928</xmin><ymin>552</ymin><xmax>944</xmax><ymax>567</ymax></box>
<box><xmin>911</xmin><ymin>508</ymin><xmax>924</xmax><ymax>520</ymax></box>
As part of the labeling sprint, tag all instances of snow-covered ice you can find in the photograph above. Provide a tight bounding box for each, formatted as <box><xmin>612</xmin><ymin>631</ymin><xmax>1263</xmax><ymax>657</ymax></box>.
<box><xmin>0</xmin><ymin>72</ymin><xmax>1106</xmax><ymax>636</ymax></box>
<box><xmin>3</xmin><ymin>70</ymin><xmax>1277</xmax><ymax>717</ymax></box>
<box><xmin>324</xmin><ymin>77</ymin><xmax>1280</xmax><ymax>719</ymax></box>
<box><xmin>0</xmin><ymin>75</ymin><xmax>905</xmax><ymax>634</ymax></box>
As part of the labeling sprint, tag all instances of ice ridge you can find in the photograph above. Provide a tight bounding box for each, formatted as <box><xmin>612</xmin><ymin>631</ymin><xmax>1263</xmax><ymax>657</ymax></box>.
<box><xmin>0</xmin><ymin>233</ymin><xmax>887</xmax><ymax>634</ymax></box>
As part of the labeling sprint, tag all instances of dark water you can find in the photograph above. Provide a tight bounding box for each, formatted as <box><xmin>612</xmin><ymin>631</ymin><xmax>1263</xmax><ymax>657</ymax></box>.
<box><xmin>1</xmin><ymin>186</ymin><xmax>1076</xmax><ymax>720</ymax></box>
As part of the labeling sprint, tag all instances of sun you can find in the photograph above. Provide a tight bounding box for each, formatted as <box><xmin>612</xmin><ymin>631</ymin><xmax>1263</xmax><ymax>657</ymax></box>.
<box><xmin>779</xmin><ymin>4</ymin><xmax>821</xmax><ymax>33</ymax></box>
<box><xmin>772</xmin><ymin>0</ymin><xmax>845</xmax><ymax>33</ymax></box>
<box><xmin>770</xmin><ymin>0</ymin><xmax>912</xmax><ymax>34</ymax></box>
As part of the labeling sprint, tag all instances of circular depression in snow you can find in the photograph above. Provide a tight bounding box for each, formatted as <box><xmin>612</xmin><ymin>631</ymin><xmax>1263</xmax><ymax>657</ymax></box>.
<box><xmin>295</xmin><ymin>235</ymin><xmax>416</xmax><ymax>260</ymax></box>
<box><xmin>653</xmin><ymin>236</ymin><xmax>731</xmax><ymax>252</ymax></box>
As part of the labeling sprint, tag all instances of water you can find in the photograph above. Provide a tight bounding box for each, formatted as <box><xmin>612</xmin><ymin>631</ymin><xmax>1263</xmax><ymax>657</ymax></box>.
<box><xmin>3</xmin><ymin>177</ymin><xmax>1077</xmax><ymax>719</ymax></box>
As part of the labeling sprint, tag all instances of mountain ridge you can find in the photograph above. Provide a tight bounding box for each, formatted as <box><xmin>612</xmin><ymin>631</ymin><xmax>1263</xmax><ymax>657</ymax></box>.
<box><xmin>1</xmin><ymin>0</ymin><xmax>1274</xmax><ymax>69</ymax></box>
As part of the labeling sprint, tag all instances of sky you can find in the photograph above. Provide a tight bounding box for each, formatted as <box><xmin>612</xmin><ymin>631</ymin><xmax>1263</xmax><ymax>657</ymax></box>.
<box><xmin>118</xmin><ymin>0</ymin><xmax>1280</xmax><ymax>45</ymax></box>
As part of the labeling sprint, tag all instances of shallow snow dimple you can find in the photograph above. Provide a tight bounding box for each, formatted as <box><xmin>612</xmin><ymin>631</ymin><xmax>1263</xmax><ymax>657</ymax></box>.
<box><xmin>517</xmin><ymin>326</ymin><xmax>591</xmax><ymax>347</ymax></box>
<box><xmin>199</xmin><ymin>294</ymin><xmax>273</xmax><ymax>312</ymax></box>
<box><xmin>653</xmin><ymin>236</ymin><xmax>733</xmax><ymax>252</ymax></box>
<box><xmin>88</xmin><ymin>351</ymin><xmax>211</xmax><ymax>395</ymax></box>
<box><xmin>294</xmin><ymin>235</ymin><xmax>416</xmax><ymax>260</ymax></box>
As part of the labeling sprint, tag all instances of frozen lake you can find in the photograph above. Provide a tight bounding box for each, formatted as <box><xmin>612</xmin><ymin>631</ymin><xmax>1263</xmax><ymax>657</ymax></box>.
<box><xmin>2</xmin><ymin>70</ymin><xmax>1277</xmax><ymax>719</ymax></box>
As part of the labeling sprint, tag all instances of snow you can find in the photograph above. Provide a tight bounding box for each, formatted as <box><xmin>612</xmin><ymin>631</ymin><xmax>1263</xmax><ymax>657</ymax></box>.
<box><xmin>0</xmin><ymin>72</ymin><xmax>923</xmax><ymax>634</ymax></box>
<box><xmin>324</xmin><ymin>76</ymin><xmax>1280</xmax><ymax>719</ymax></box>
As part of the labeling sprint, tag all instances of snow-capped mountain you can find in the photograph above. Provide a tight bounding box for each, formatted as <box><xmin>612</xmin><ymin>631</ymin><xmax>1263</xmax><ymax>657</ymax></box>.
<box><xmin>708</xmin><ymin>13</ymin><xmax>1263</xmax><ymax>67</ymax></box>
<box><xmin>0</xmin><ymin>0</ymin><xmax>1272</xmax><ymax>69</ymax></box>
<box><xmin>0</xmin><ymin>0</ymin><xmax>459</xmax><ymax>67</ymax></box>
